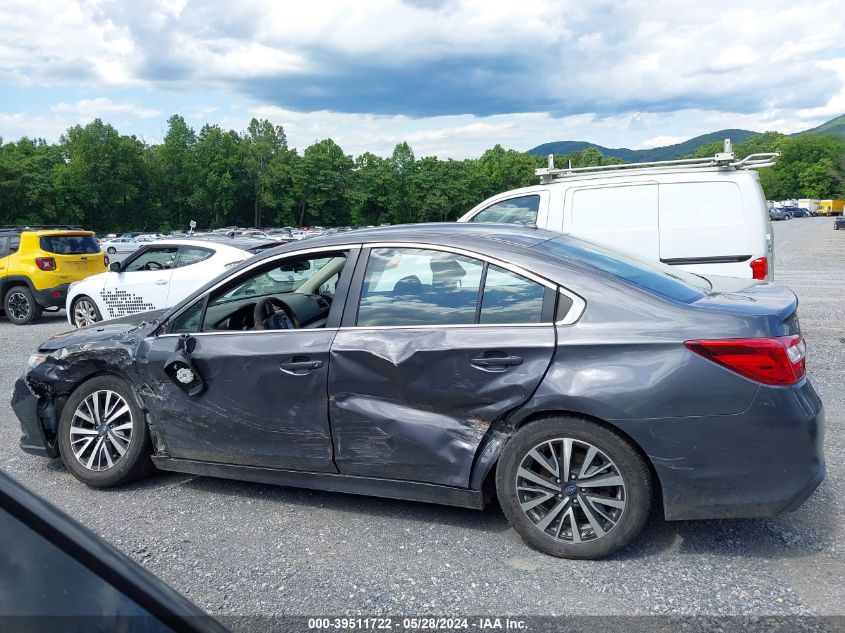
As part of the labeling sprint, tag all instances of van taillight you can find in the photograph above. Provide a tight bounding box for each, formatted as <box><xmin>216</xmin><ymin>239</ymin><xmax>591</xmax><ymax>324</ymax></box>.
<box><xmin>684</xmin><ymin>335</ymin><xmax>806</xmax><ymax>386</ymax></box>
<box><xmin>104</xmin><ymin>254</ymin><xmax>110</xmax><ymax>267</ymax></box>
<box><xmin>35</xmin><ymin>257</ymin><xmax>56</xmax><ymax>271</ymax></box>
<box><xmin>750</xmin><ymin>256</ymin><xmax>768</xmax><ymax>280</ymax></box>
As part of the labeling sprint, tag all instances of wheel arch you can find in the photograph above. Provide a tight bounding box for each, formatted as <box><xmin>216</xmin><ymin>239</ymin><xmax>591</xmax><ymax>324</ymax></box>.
<box><xmin>1</xmin><ymin>275</ymin><xmax>36</xmax><ymax>301</ymax></box>
<box><xmin>472</xmin><ymin>408</ymin><xmax>664</xmax><ymax>515</ymax></box>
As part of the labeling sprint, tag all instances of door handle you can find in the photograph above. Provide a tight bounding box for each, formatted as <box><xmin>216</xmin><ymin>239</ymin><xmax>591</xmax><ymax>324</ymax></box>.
<box><xmin>471</xmin><ymin>353</ymin><xmax>523</xmax><ymax>369</ymax></box>
<box><xmin>155</xmin><ymin>279</ymin><xmax>168</xmax><ymax>285</ymax></box>
<box><xmin>280</xmin><ymin>358</ymin><xmax>323</xmax><ymax>375</ymax></box>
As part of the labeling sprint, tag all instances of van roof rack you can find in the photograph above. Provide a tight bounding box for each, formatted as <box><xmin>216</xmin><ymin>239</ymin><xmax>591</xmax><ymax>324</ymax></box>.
<box><xmin>0</xmin><ymin>224</ymin><xmax>85</xmax><ymax>231</ymax></box>
<box><xmin>535</xmin><ymin>139</ymin><xmax>779</xmax><ymax>184</ymax></box>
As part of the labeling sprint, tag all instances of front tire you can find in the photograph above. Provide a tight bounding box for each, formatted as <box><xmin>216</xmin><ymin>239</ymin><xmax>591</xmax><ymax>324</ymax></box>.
<box><xmin>107</xmin><ymin>246</ymin><xmax>117</xmax><ymax>255</ymax></box>
<box><xmin>57</xmin><ymin>376</ymin><xmax>154</xmax><ymax>487</ymax></box>
<box><xmin>4</xmin><ymin>285</ymin><xmax>42</xmax><ymax>325</ymax></box>
<box><xmin>71</xmin><ymin>295</ymin><xmax>102</xmax><ymax>328</ymax></box>
<box><xmin>496</xmin><ymin>416</ymin><xmax>652</xmax><ymax>559</ymax></box>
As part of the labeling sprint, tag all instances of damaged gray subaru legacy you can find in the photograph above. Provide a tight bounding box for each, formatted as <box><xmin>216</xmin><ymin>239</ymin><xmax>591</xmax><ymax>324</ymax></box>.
<box><xmin>11</xmin><ymin>223</ymin><xmax>824</xmax><ymax>559</ymax></box>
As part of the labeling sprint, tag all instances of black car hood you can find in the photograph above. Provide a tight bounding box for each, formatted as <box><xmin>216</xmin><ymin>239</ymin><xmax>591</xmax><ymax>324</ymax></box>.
<box><xmin>38</xmin><ymin>310</ymin><xmax>166</xmax><ymax>352</ymax></box>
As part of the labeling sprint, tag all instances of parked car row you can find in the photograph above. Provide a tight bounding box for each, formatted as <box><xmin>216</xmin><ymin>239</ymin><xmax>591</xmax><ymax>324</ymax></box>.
<box><xmin>769</xmin><ymin>206</ymin><xmax>813</xmax><ymax>220</ymax></box>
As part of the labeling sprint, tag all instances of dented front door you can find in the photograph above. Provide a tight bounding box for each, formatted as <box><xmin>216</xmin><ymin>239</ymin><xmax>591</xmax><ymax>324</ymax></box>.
<box><xmin>328</xmin><ymin>326</ymin><xmax>555</xmax><ymax>488</ymax></box>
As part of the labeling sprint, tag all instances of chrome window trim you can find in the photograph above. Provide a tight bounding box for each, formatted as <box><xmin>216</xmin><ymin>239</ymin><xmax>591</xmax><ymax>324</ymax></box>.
<box><xmin>361</xmin><ymin>242</ymin><xmax>586</xmax><ymax>328</ymax></box>
<box><xmin>158</xmin><ymin>327</ymin><xmax>336</xmax><ymax>339</ymax></box>
<box><xmin>157</xmin><ymin>240</ymin><xmax>586</xmax><ymax>335</ymax></box>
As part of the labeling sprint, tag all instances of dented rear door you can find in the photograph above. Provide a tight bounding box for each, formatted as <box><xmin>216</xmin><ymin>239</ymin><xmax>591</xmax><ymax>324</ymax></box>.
<box><xmin>328</xmin><ymin>246</ymin><xmax>556</xmax><ymax>488</ymax></box>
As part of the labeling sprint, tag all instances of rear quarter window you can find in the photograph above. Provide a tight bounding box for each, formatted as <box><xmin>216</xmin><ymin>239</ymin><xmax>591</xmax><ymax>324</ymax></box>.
<box><xmin>536</xmin><ymin>236</ymin><xmax>709</xmax><ymax>304</ymax></box>
<box><xmin>39</xmin><ymin>235</ymin><xmax>101</xmax><ymax>255</ymax></box>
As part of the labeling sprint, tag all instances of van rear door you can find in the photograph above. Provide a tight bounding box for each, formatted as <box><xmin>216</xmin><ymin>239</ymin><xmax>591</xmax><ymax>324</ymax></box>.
<box><xmin>657</xmin><ymin>181</ymin><xmax>752</xmax><ymax>276</ymax></box>
<box><xmin>565</xmin><ymin>182</ymin><xmax>659</xmax><ymax>259</ymax></box>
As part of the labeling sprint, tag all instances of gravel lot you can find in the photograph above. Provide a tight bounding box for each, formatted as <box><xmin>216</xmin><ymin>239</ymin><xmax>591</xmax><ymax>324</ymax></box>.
<box><xmin>1</xmin><ymin>216</ymin><xmax>843</xmax><ymax>620</ymax></box>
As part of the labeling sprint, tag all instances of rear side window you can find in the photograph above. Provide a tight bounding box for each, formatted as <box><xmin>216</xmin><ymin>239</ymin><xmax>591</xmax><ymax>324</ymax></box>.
<box><xmin>479</xmin><ymin>265</ymin><xmax>546</xmax><ymax>324</ymax></box>
<box><xmin>536</xmin><ymin>236</ymin><xmax>709</xmax><ymax>303</ymax></box>
<box><xmin>0</xmin><ymin>236</ymin><xmax>9</xmax><ymax>258</ymax></box>
<box><xmin>175</xmin><ymin>246</ymin><xmax>213</xmax><ymax>268</ymax></box>
<box><xmin>39</xmin><ymin>235</ymin><xmax>101</xmax><ymax>255</ymax></box>
<box><xmin>470</xmin><ymin>195</ymin><xmax>540</xmax><ymax>225</ymax></box>
<box><xmin>358</xmin><ymin>248</ymin><xmax>483</xmax><ymax>326</ymax></box>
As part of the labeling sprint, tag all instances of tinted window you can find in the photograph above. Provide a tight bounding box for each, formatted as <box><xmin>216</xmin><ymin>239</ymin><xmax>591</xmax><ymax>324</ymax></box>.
<box><xmin>480</xmin><ymin>265</ymin><xmax>545</xmax><ymax>324</ymax></box>
<box><xmin>39</xmin><ymin>235</ymin><xmax>101</xmax><ymax>255</ymax></box>
<box><xmin>123</xmin><ymin>247</ymin><xmax>179</xmax><ymax>272</ymax></box>
<box><xmin>0</xmin><ymin>236</ymin><xmax>9</xmax><ymax>258</ymax></box>
<box><xmin>358</xmin><ymin>248</ymin><xmax>483</xmax><ymax>326</ymax></box>
<box><xmin>10</xmin><ymin>235</ymin><xmax>19</xmax><ymax>253</ymax></box>
<box><xmin>535</xmin><ymin>236</ymin><xmax>709</xmax><ymax>303</ymax></box>
<box><xmin>470</xmin><ymin>195</ymin><xmax>540</xmax><ymax>225</ymax></box>
<box><xmin>170</xmin><ymin>299</ymin><xmax>205</xmax><ymax>334</ymax></box>
<box><xmin>176</xmin><ymin>246</ymin><xmax>213</xmax><ymax>268</ymax></box>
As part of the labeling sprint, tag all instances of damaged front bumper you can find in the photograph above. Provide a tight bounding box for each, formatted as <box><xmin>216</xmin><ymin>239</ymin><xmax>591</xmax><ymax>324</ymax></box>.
<box><xmin>11</xmin><ymin>377</ymin><xmax>60</xmax><ymax>458</ymax></box>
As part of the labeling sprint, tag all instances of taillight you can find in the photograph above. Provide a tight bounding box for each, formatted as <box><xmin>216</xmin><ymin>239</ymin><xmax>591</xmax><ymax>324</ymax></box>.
<box><xmin>750</xmin><ymin>256</ymin><xmax>768</xmax><ymax>280</ymax></box>
<box><xmin>35</xmin><ymin>257</ymin><xmax>56</xmax><ymax>271</ymax></box>
<box><xmin>104</xmin><ymin>254</ymin><xmax>110</xmax><ymax>267</ymax></box>
<box><xmin>684</xmin><ymin>335</ymin><xmax>806</xmax><ymax>386</ymax></box>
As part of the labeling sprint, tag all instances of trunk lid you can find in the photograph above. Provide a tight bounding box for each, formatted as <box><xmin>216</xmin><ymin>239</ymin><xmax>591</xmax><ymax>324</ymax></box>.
<box><xmin>694</xmin><ymin>274</ymin><xmax>799</xmax><ymax>332</ymax></box>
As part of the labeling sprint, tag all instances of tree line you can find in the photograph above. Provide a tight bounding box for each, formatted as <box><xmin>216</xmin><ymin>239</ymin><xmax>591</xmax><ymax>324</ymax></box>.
<box><xmin>1</xmin><ymin>114</ymin><xmax>843</xmax><ymax>233</ymax></box>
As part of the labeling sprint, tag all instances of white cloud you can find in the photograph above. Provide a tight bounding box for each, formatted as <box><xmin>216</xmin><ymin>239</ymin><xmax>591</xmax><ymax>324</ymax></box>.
<box><xmin>51</xmin><ymin>98</ymin><xmax>161</xmax><ymax>120</ymax></box>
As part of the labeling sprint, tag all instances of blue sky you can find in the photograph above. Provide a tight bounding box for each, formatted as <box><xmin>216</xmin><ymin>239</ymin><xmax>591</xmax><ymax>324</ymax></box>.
<box><xmin>1</xmin><ymin>0</ymin><xmax>844</xmax><ymax>158</ymax></box>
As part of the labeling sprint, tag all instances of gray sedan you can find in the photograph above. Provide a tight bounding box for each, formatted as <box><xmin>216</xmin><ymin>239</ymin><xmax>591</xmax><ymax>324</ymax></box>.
<box><xmin>11</xmin><ymin>224</ymin><xmax>824</xmax><ymax>559</ymax></box>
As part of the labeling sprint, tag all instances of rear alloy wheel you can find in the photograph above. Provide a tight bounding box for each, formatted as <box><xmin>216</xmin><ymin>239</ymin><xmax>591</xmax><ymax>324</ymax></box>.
<box><xmin>58</xmin><ymin>376</ymin><xmax>154</xmax><ymax>487</ymax></box>
<box><xmin>72</xmin><ymin>296</ymin><xmax>102</xmax><ymax>328</ymax></box>
<box><xmin>497</xmin><ymin>417</ymin><xmax>652</xmax><ymax>559</ymax></box>
<box><xmin>107</xmin><ymin>246</ymin><xmax>117</xmax><ymax>255</ymax></box>
<box><xmin>4</xmin><ymin>285</ymin><xmax>42</xmax><ymax>325</ymax></box>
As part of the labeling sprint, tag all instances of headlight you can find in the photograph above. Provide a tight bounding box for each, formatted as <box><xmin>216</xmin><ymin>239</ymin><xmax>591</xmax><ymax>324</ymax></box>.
<box><xmin>26</xmin><ymin>353</ymin><xmax>50</xmax><ymax>371</ymax></box>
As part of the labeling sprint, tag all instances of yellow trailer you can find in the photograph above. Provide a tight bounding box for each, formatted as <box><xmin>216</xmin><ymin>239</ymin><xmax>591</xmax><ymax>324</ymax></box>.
<box><xmin>818</xmin><ymin>199</ymin><xmax>845</xmax><ymax>216</ymax></box>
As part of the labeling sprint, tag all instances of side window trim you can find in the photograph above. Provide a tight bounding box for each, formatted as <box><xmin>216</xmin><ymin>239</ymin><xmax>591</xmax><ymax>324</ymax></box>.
<box><xmin>342</xmin><ymin>243</ymin><xmax>570</xmax><ymax>329</ymax></box>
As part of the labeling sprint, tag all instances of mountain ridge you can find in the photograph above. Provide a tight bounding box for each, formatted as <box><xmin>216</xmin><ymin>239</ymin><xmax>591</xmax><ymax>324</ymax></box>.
<box><xmin>527</xmin><ymin>114</ymin><xmax>845</xmax><ymax>161</ymax></box>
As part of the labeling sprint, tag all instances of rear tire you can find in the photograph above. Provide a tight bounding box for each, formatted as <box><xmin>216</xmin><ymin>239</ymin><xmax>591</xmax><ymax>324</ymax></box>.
<box><xmin>71</xmin><ymin>295</ymin><xmax>102</xmax><ymax>328</ymax></box>
<box><xmin>107</xmin><ymin>246</ymin><xmax>117</xmax><ymax>255</ymax></box>
<box><xmin>58</xmin><ymin>376</ymin><xmax>154</xmax><ymax>487</ymax></box>
<box><xmin>4</xmin><ymin>285</ymin><xmax>42</xmax><ymax>325</ymax></box>
<box><xmin>496</xmin><ymin>416</ymin><xmax>652</xmax><ymax>559</ymax></box>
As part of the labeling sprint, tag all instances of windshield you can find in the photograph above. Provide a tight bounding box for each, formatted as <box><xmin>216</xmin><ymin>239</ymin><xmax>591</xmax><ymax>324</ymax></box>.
<box><xmin>535</xmin><ymin>236</ymin><xmax>710</xmax><ymax>303</ymax></box>
<box><xmin>218</xmin><ymin>257</ymin><xmax>337</xmax><ymax>302</ymax></box>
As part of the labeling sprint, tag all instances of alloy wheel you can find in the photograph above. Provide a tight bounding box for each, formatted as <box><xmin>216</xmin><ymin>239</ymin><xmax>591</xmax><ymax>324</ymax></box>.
<box><xmin>7</xmin><ymin>291</ymin><xmax>30</xmax><ymax>321</ymax></box>
<box><xmin>73</xmin><ymin>299</ymin><xmax>99</xmax><ymax>327</ymax></box>
<box><xmin>516</xmin><ymin>438</ymin><xmax>626</xmax><ymax>543</ymax></box>
<box><xmin>68</xmin><ymin>390</ymin><xmax>133</xmax><ymax>471</ymax></box>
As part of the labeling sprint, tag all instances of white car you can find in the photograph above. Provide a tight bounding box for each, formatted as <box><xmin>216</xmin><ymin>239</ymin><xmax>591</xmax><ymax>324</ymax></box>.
<box><xmin>67</xmin><ymin>240</ymin><xmax>250</xmax><ymax>328</ymax></box>
<box><xmin>100</xmin><ymin>237</ymin><xmax>143</xmax><ymax>263</ymax></box>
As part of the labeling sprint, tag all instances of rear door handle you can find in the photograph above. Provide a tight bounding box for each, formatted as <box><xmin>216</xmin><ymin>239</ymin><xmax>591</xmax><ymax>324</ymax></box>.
<box><xmin>280</xmin><ymin>358</ymin><xmax>323</xmax><ymax>375</ymax></box>
<box><xmin>471</xmin><ymin>354</ymin><xmax>523</xmax><ymax>369</ymax></box>
<box><xmin>155</xmin><ymin>279</ymin><xmax>168</xmax><ymax>285</ymax></box>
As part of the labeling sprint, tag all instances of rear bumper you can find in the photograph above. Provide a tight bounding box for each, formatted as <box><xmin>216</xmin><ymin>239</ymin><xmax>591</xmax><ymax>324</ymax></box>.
<box><xmin>615</xmin><ymin>379</ymin><xmax>825</xmax><ymax>521</ymax></box>
<box><xmin>33</xmin><ymin>283</ymin><xmax>69</xmax><ymax>309</ymax></box>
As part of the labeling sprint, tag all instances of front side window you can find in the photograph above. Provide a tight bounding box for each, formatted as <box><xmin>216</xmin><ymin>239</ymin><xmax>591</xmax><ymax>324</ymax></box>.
<box><xmin>479</xmin><ymin>265</ymin><xmax>546</xmax><ymax>324</ymax></box>
<box><xmin>175</xmin><ymin>246</ymin><xmax>214</xmax><ymax>268</ymax></box>
<box><xmin>170</xmin><ymin>299</ymin><xmax>205</xmax><ymax>334</ymax></box>
<box><xmin>469</xmin><ymin>195</ymin><xmax>540</xmax><ymax>225</ymax></box>
<box><xmin>123</xmin><ymin>247</ymin><xmax>179</xmax><ymax>272</ymax></box>
<box><xmin>358</xmin><ymin>248</ymin><xmax>483</xmax><ymax>327</ymax></box>
<box><xmin>197</xmin><ymin>251</ymin><xmax>349</xmax><ymax>332</ymax></box>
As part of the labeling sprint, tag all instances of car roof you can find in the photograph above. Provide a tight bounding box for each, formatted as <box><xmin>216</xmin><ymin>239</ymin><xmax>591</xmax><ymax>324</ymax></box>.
<box><xmin>136</xmin><ymin>238</ymin><xmax>252</xmax><ymax>254</ymax></box>
<box><xmin>268</xmin><ymin>222</ymin><xmax>557</xmax><ymax>250</ymax></box>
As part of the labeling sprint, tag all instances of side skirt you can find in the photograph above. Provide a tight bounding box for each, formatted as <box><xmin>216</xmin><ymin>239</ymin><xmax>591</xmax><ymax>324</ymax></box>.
<box><xmin>151</xmin><ymin>456</ymin><xmax>486</xmax><ymax>510</ymax></box>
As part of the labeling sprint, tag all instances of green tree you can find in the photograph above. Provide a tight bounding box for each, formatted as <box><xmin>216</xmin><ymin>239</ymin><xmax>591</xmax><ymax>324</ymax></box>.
<box><xmin>242</xmin><ymin>118</ymin><xmax>288</xmax><ymax>228</ymax></box>
<box><xmin>299</xmin><ymin>139</ymin><xmax>354</xmax><ymax>226</ymax></box>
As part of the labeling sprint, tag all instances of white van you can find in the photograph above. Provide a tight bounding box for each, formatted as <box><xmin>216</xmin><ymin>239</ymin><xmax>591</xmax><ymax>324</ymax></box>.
<box><xmin>458</xmin><ymin>142</ymin><xmax>778</xmax><ymax>280</ymax></box>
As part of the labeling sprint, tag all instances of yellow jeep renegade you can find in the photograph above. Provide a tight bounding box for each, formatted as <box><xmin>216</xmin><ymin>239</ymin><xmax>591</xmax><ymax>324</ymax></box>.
<box><xmin>0</xmin><ymin>226</ymin><xmax>107</xmax><ymax>325</ymax></box>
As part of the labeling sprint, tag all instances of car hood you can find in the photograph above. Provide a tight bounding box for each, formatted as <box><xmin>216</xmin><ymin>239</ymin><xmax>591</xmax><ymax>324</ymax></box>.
<box><xmin>72</xmin><ymin>271</ymin><xmax>108</xmax><ymax>289</ymax></box>
<box><xmin>38</xmin><ymin>309</ymin><xmax>167</xmax><ymax>352</ymax></box>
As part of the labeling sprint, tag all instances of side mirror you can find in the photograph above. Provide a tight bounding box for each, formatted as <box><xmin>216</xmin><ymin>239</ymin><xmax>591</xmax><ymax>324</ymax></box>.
<box><xmin>109</xmin><ymin>262</ymin><xmax>122</xmax><ymax>272</ymax></box>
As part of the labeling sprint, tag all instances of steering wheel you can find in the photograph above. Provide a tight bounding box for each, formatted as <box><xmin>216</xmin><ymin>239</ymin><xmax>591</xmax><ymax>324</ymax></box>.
<box><xmin>145</xmin><ymin>261</ymin><xmax>164</xmax><ymax>270</ymax></box>
<box><xmin>253</xmin><ymin>296</ymin><xmax>300</xmax><ymax>331</ymax></box>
